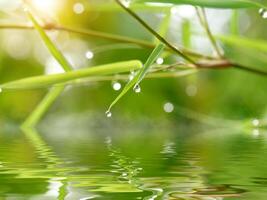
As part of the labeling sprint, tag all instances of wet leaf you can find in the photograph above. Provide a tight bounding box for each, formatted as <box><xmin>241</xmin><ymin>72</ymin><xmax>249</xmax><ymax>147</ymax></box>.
<box><xmin>107</xmin><ymin>43</ymin><xmax>165</xmax><ymax>112</ymax></box>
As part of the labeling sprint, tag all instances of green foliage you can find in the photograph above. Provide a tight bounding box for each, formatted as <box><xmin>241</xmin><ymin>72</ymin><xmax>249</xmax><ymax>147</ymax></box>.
<box><xmin>219</xmin><ymin>35</ymin><xmax>267</xmax><ymax>72</ymax></box>
<box><xmin>107</xmin><ymin>43</ymin><xmax>165</xmax><ymax>112</ymax></box>
<box><xmin>23</xmin><ymin>8</ymin><xmax>73</xmax><ymax>127</ymax></box>
<box><xmin>1</xmin><ymin>60</ymin><xmax>143</xmax><ymax>89</ymax></box>
<box><xmin>133</xmin><ymin>0</ymin><xmax>265</xmax><ymax>9</ymax></box>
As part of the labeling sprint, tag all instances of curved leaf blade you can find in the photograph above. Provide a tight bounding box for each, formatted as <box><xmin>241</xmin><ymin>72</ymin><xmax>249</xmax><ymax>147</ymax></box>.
<box><xmin>107</xmin><ymin>43</ymin><xmax>165</xmax><ymax>112</ymax></box>
<box><xmin>1</xmin><ymin>60</ymin><xmax>143</xmax><ymax>89</ymax></box>
<box><xmin>218</xmin><ymin>35</ymin><xmax>267</xmax><ymax>72</ymax></box>
<box><xmin>134</xmin><ymin>0</ymin><xmax>265</xmax><ymax>9</ymax></box>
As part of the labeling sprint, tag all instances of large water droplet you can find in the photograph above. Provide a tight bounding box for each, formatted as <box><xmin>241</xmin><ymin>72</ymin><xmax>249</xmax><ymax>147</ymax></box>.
<box><xmin>259</xmin><ymin>8</ymin><xmax>267</xmax><ymax>19</ymax></box>
<box><xmin>133</xmin><ymin>84</ymin><xmax>141</xmax><ymax>93</ymax></box>
<box><xmin>105</xmin><ymin>110</ymin><xmax>112</xmax><ymax>118</ymax></box>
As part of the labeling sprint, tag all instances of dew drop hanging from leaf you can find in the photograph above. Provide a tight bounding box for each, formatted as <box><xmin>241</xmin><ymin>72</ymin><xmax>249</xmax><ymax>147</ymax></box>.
<box><xmin>259</xmin><ymin>8</ymin><xmax>267</xmax><ymax>19</ymax></box>
<box><xmin>133</xmin><ymin>84</ymin><xmax>141</xmax><ymax>93</ymax></box>
<box><xmin>105</xmin><ymin>111</ymin><xmax>112</xmax><ymax>118</ymax></box>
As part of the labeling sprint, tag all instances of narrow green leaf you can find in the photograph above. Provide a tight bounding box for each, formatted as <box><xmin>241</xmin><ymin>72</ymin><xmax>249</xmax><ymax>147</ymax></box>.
<box><xmin>1</xmin><ymin>60</ymin><xmax>143</xmax><ymax>89</ymax></box>
<box><xmin>134</xmin><ymin>0</ymin><xmax>264</xmax><ymax>9</ymax></box>
<box><xmin>107</xmin><ymin>43</ymin><xmax>165</xmax><ymax>112</ymax></box>
<box><xmin>22</xmin><ymin>9</ymin><xmax>74</xmax><ymax>128</ymax></box>
<box><xmin>230</xmin><ymin>10</ymin><xmax>240</xmax><ymax>35</ymax></box>
<box><xmin>182</xmin><ymin>20</ymin><xmax>191</xmax><ymax>48</ymax></box>
<box><xmin>134</xmin><ymin>43</ymin><xmax>165</xmax><ymax>87</ymax></box>
<box><xmin>154</xmin><ymin>12</ymin><xmax>171</xmax><ymax>45</ymax></box>
<box><xmin>27</xmin><ymin>10</ymin><xmax>72</xmax><ymax>72</ymax></box>
<box><xmin>22</xmin><ymin>86</ymin><xmax>65</xmax><ymax>128</ymax></box>
<box><xmin>218</xmin><ymin>35</ymin><xmax>267</xmax><ymax>72</ymax></box>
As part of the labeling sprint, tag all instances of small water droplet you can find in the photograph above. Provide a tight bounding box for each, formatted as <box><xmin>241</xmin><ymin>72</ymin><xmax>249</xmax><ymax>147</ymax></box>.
<box><xmin>122</xmin><ymin>172</ymin><xmax>127</xmax><ymax>177</ymax></box>
<box><xmin>121</xmin><ymin>0</ymin><xmax>131</xmax><ymax>8</ymax></box>
<box><xmin>112</xmin><ymin>82</ymin><xmax>121</xmax><ymax>91</ymax></box>
<box><xmin>253</xmin><ymin>129</ymin><xmax>260</xmax><ymax>137</ymax></box>
<box><xmin>133</xmin><ymin>84</ymin><xmax>141</xmax><ymax>93</ymax></box>
<box><xmin>252</xmin><ymin>119</ymin><xmax>260</xmax><ymax>127</ymax></box>
<box><xmin>105</xmin><ymin>111</ymin><xmax>112</xmax><ymax>118</ymax></box>
<box><xmin>163</xmin><ymin>102</ymin><xmax>174</xmax><ymax>113</ymax></box>
<box><xmin>23</xmin><ymin>6</ymin><xmax>29</xmax><ymax>12</ymax></box>
<box><xmin>186</xmin><ymin>84</ymin><xmax>197</xmax><ymax>97</ymax></box>
<box><xmin>73</xmin><ymin>2</ymin><xmax>85</xmax><ymax>14</ymax></box>
<box><xmin>85</xmin><ymin>50</ymin><xmax>94</xmax><ymax>59</ymax></box>
<box><xmin>0</xmin><ymin>88</ymin><xmax>2</xmax><ymax>93</ymax></box>
<box><xmin>156</xmin><ymin>57</ymin><xmax>164</xmax><ymax>65</ymax></box>
<box><xmin>128</xmin><ymin>71</ymin><xmax>135</xmax><ymax>81</ymax></box>
<box><xmin>259</xmin><ymin>8</ymin><xmax>267</xmax><ymax>19</ymax></box>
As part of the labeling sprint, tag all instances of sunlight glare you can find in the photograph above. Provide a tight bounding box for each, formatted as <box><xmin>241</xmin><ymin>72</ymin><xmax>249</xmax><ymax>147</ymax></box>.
<box><xmin>31</xmin><ymin>0</ymin><xmax>60</xmax><ymax>15</ymax></box>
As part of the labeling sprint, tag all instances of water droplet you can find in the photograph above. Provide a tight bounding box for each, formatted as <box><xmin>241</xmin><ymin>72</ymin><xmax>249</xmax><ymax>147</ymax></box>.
<box><xmin>105</xmin><ymin>111</ymin><xmax>112</xmax><ymax>118</ymax></box>
<box><xmin>171</xmin><ymin>5</ymin><xmax>195</xmax><ymax>19</ymax></box>
<box><xmin>0</xmin><ymin>88</ymin><xmax>2</xmax><ymax>93</ymax></box>
<box><xmin>73</xmin><ymin>2</ymin><xmax>84</xmax><ymax>14</ymax></box>
<box><xmin>122</xmin><ymin>172</ymin><xmax>127</xmax><ymax>177</ymax></box>
<box><xmin>186</xmin><ymin>84</ymin><xmax>197</xmax><ymax>97</ymax></box>
<box><xmin>156</xmin><ymin>57</ymin><xmax>164</xmax><ymax>65</ymax></box>
<box><xmin>163</xmin><ymin>102</ymin><xmax>174</xmax><ymax>113</ymax></box>
<box><xmin>85</xmin><ymin>50</ymin><xmax>94</xmax><ymax>59</ymax></box>
<box><xmin>112</xmin><ymin>82</ymin><xmax>121</xmax><ymax>91</ymax></box>
<box><xmin>259</xmin><ymin>8</ymin><xmax>267</xmax><ymax>19</ymax></box>
<box><xmin>121</xmin><ymin>0</ymin><xmax>131</xmax><ymax>8</ymax></box>
<box><xmin>23</xmin><ymin>6</ymin><xmax>29</xmax><ymax>12</ymax></box>
<box><xmin>128</xmin><ymin>70</ymin><xmax>135</xmax><ymax>81</ymax></box>
<box><xmin>253</xmin><ymin>129</ymin><xmax>260</xmax><ymax>137</ymax></box>
<box><xmin>252</xmin><ymin>119</ymin><xmax>260</xmax><ymax>127</ymax></box>
<box><xmin>133</xmin><ymin>84</ymin><xmax>141</xmax><ymax>93</ymax></box>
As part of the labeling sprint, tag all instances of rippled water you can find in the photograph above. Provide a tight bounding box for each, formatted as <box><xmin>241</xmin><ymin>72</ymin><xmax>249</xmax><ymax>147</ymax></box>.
<box><xmin>1</xmin><ymin>123</ymin><xmax>267</xmax><ymax>200</ymax></box>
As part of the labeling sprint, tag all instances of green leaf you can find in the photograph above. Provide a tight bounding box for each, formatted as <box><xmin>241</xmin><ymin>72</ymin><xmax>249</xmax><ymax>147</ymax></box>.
<box><xmin>135</xmin><ymin>43</ymin><xmax>165</xmax><ymax>87</ymax></box>
<box><xmin>22</xmin><ymin>9</ymin><xmax>74</xmax><ymax>128</ymax></box>
<box><xmin>1</xmin><ymin>60</ymin><xmax>143</xmax><ymax>89</ymax></box>
<box><xmin>133</xmin><ymin>0</ymin><xmax>265</xmax><ymax>9</ymax></box>
<box><xmin>27</xmin><ymin>10</ymin><xmax>72</xmax><ymax>72</ymax></box>
<box><xmin>107</xmin><ymin>43</ymin><xmax>165</xmax><ymax>112</ymax></box>
<box><xmin>218</xmin><ymin>35</ymin><xmax>267</xmax><ymax>72</ymax></box>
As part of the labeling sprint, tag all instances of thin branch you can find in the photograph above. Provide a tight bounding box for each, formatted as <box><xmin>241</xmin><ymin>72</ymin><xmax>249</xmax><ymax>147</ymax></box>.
<box><xmin>115</xmin><ymin>0</ymin><xmax>197</xmax><ymax>65</ymax></box>
<box><xmin>196</xmin><ymin>7</ymin><xmax>223</xmax><ymax>58</ymax></box>
<box><xmin>0</xmin><ymin>23</ymin><xmax>213</xmax><ymax>60</ymax></box>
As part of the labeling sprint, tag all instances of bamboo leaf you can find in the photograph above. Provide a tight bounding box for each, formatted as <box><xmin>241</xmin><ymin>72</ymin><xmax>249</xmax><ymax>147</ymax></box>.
<box><xmin>106</xmin><ymin>43</ymin><xmax>165</xmax><ymax>113</ymax></box>
<box><xmin>22</xmin><ymin>8</ymin><xmax>74</xmax><ymax>128</ymax></box>
<box><xmin>133</xmin><ymin>0</ymin><xmax>265</xmax><ymax>9</ymax></box>
<box><xmin>26</xmin><ymin>10</ymin><xmax>72</xmax><ymax>72</ymax></box>
<box><xmin>134</xmin><ymin>43</ymin><xmax>165</xmax><ymax>87</ymax></box>
<box><xmin>1</xmin><ymin>60</ymin><xmax>143</xmax><ymax>89</ymax></box>
<box><xmin>218</xmin><ymin>35</ymin><xmax>267</xmax><ymax>72</ymax></box>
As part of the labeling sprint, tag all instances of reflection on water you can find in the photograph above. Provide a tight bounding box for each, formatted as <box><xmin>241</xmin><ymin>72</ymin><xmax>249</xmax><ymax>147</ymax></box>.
<box><xmin>0</xmin><ymin>123</ymin><xmax>267</xmax><ymax>199</ymax></box>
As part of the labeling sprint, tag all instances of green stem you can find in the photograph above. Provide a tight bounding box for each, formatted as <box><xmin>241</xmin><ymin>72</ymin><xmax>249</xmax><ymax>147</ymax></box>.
<box><xmin>230</xmin><ymin>10</ymin><xmax>239</xmax><ymax>35</ymax></box>
<box><xmin>22</xmin><ymin>86</ymin><xmax>65</xmax><ymax>128</ymax></box>
<box><xmin>196</xmin><ymin>7</ymin><xmax>223</xmax><ymax>58</ymax></box>
<box><xmin>0</xmin><ymin>23</ymin><xmax>214</xmax><ymax>60</ymax></box>
<box><xmin>115</xmin><ymin>0</ymin><xmax>197</xmax><ymax>64</ymax></box>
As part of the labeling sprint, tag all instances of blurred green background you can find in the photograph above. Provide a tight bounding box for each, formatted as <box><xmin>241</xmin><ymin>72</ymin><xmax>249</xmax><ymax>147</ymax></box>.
<box><xmin>0</xmin><ymin>0</ymin><xmax>267</xmax><ymax>125</ymax></box>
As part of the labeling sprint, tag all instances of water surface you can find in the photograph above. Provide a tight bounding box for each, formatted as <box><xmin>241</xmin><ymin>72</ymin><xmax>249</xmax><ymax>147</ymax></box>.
<box><xmin>0</xmin><ymin>121</ymin><xmax>267</xmax><ymax>200</ymax></box>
